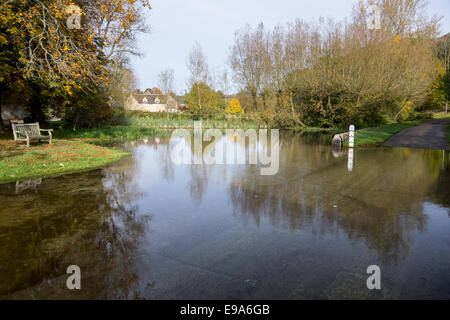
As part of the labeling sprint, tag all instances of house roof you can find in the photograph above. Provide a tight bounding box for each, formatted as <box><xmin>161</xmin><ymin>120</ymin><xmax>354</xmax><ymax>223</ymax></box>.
<box><xmin>132</xmin><ymin>93</ymin><xmax>167</xmax><ymax>104</ymax></box>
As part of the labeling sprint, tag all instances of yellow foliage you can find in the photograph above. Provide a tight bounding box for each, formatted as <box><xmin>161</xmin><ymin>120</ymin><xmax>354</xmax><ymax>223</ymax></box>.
<box><xmin>225</xmin><ymin>98</ymin><xmax>243</xmax><ymax>114</ymax></box>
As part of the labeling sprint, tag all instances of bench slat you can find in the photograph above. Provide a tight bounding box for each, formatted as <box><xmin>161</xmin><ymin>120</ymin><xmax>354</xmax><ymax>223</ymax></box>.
<box><xmin>12</xmin><ymin>122</ymin><xmax>52</xmax><ymax>147</ymax></box>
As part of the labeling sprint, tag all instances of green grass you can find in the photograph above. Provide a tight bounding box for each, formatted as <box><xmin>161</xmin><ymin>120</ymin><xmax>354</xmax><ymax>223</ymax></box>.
<box><xmin>347</xmin><ymin>120</ymin><xmax>426</xmax><ymax>147</ymax></box>
<box><xmin>0</xmin><ymin>139</ymin><xmax>130</xmax><ymax>184</ymax></box>
<box><xmin>51</xmin><ymin>119</ymin><xmax>262</xmax><ymax>143</ymax></box>
<box><xmin>53</xmin><ymin>125</ymin><xmax>170</xmax><ymax>141</ymax></box>
<box><xmin>128</xmin><ymin>116</ymin><xmax>259</xmax><ymax>130</ymax></box>
<box><xmin>51</xmin><ymin>117</ymin><xmax>259</xmax><ymax>142</ymax></box>
<box><xmin>432</xmin><ymin>112</ymin><xmax>450</xmax><ymax>119</ymax></box>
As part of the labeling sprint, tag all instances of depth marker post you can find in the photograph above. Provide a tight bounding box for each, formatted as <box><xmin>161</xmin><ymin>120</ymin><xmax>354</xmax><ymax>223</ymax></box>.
<box><xmin>348</xmin><ymin>125</ymin><xmax>355</xmax><ymax>172</ymax></box>
<box><xmin>349</xmin><ymin>125</ymin><xmax>355</xmax><ymax>148</ymax></box>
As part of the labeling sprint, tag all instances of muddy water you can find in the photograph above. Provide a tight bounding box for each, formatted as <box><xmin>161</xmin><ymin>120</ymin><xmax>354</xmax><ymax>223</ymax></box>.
<box><xmin>0</xmin><ymin>132</ymin><xmax>449</xmax><ymax>299</ymax></box>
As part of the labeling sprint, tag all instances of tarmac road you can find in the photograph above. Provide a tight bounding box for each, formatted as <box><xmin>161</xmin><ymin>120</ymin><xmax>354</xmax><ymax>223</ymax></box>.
<box><xmin>383</xmin><ymin>118</ymin><xmax>450</xmax><ymax>150</ymax></box>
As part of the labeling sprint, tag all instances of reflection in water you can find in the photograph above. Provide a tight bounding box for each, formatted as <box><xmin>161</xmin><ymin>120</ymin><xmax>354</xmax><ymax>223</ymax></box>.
<box><xmin>228</xmin><ymin>143</ymin><xmax>434</xmax><ymax>264</ymax></box>
<box><xmin>0</xmin><ymin>131</ymin><xmax>448</xmax><ymax>299</ymax></box>
<box><xmin>0</xmin><ymin>159</ymin><xmax>151</xmax><ymax>299</ymax></box>
<box><xmin>15</xmin><ymin>178</ymin><xmax>42</xmax><ymax>194</ymax></box>
<box><xmin>347</xmin><ymin>148</ymin><xmax>354</xmax><ymax>171</ymax></box>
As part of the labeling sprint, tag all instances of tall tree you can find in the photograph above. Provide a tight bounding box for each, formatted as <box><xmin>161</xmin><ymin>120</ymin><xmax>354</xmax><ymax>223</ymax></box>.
<box><xmin>436</xmin><ymin>33</ymin><xmax>450</xmax><ymax>114</ymax></box>
<box><xmin>229</xmin><ymin>23</ymin><xmax>268</xmax><ymax>111</ymax></box>
<box><xmin>186</xmin><ymin>43</ymin><xmax>209</xmax><ymax>109</ymax></box>
<box><xmin>217</xmin><ymin>66</ymin><xmax>231</xmax><ymax>105</ymax></box>
<box><xmin>158</xmin><ymin>68</ymin><xmax>175</xmax><ymax>112</ymax></box>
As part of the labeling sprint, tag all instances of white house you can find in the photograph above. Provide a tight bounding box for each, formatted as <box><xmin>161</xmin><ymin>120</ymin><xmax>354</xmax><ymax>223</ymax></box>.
<box><xmin>126</xmin><ymin>89</ymin><xmax>178</xmax><ymax>112</ymax></box>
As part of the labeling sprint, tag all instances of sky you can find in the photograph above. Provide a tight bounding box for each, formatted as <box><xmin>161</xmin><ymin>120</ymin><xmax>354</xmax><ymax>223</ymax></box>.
<box><xmin>129</xmin><ymin>0</ymin><xmax>450</xmax><ymax>95</ymax></box>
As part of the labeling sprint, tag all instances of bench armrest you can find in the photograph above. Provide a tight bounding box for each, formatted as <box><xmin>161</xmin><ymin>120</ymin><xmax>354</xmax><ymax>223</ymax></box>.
<box><xmin>39</xmin><ymin>129</ymin><xmax>53</xmax><ymax>132</ymax></box>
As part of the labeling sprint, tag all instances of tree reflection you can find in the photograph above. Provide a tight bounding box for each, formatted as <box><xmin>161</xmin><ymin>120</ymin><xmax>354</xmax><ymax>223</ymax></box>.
<box><xmin>0</xmin><ymin>161</ymin><xmax>150</xmax><ymax>299</ymax></box>
<box><xmin>1</xmin><ymin>133</ymin><xmax>445</xmax><ymax>298</ymax></box>
<box><xmin>158</xmin><ymin>130</ymin><xmax>446</xmax><ymax>265</ymax></box>
<box><xmin>226</xmin><ymin>133</ymin><xmax>446</xmax><ymax>265</ymax></box>
<box><xmin>429</xmin><ymin>150</ymin><xmax>450</xmax><ymax>209</ymax></box>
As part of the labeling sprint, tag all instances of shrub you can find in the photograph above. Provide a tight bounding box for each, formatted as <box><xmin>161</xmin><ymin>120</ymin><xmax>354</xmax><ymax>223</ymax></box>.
<box><xmin>225</xmin><ymin>99</ymin><xmax>244</xmax><ymax>114</ymax></box>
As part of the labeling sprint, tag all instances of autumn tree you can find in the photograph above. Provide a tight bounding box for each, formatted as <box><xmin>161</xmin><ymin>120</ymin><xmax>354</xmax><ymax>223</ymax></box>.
<box><xmin>229</xmin><ymin>0</ymin><xmax>441</xmax><ymax>127</ymax></box>
<box><xmin>225</xmin><ymin>98</ymin><xmax>243</xmax><ymax>114</ymax></box>
<box><xmin>0</xmin><ymin>0</ymin><xmax>151</xmax><ymax>128</ymax></box>
<box><xmin>185</xmin><ymin>82</ymin><xmax>218</xmax><ymax>119</ymax></box>
<box><xmin>81</xmin><ymin>0</ymin><xmax>151</xmax><ymax>59</ymax></box>
<box><xmin>186</xmin><ymin>43</ymin><xmax>210</xmax><ymax>112</ymax></box>
<box><xmin>435</xmin><ymin>33</ymin><xmax>450</xmax><ymax>114</ymax></box>
<box><xmin>217</xmin><ymin>67</ymin><xmax>231</xmax><ymax>105</ymax></box>
<box><xmin>158</xmin><ymin>68</ymin><xmax>175</xmax><ymax>112</ymax></box>
<box><xmin>106</xmin><ymin>64</ymin><xmax>137</xmax><ymax>110</ymax></box>
<box><xmin>229</xmin><ymin>23</ymin><xmax>268</xmax><ymax>111</ymax></box>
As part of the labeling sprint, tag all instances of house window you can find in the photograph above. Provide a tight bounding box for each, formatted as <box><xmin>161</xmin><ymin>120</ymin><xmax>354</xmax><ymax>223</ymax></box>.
<box><xmin>142</xmin><ymin>97</ymin><xmax>148</xmax><ymax>103</ymax></box>
<box><xmin>155</xmin><ymin>98</ymin><xmax>160</xmax><ymax>104</ymax></box>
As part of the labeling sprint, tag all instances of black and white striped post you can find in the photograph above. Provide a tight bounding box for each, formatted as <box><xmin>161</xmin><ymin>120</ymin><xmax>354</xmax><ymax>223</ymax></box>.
<box><xmin>348</xmin><ymin>125</ymin><xmax>355</xmax><ymax>172</ymax></box>
<box><xmin>349</xmin><ymin>125</ymin><xmax>355</xmax><ymax>148</ymax></box>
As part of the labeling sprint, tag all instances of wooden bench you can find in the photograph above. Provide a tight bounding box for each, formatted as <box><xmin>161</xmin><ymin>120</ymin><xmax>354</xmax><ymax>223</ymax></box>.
<box><xmin>12</xmin><ymin>122</ymin><xmax>53</xmax><ymax>147</ymax></box>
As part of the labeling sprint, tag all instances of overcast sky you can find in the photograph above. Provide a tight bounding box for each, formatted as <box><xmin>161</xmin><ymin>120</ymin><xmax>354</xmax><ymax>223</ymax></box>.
<box><xmin>129</xmin><ymin>0</ymin><xmax>450</xmax><ymax>94</ymax></box>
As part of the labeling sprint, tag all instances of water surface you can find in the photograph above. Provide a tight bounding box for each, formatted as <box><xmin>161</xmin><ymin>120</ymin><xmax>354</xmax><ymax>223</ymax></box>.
<box><xmin>0</xmin><ymin>131</ymin><xmax>449</xmax><ymax>299</ymax></box>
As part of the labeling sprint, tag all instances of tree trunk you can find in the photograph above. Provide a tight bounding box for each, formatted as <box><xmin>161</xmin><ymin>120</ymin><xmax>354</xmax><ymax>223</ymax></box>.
<box><xmin>252</xmin><ymin>93</ymin><xmax>258</xmax><ymax>111</ymax></box>
<box><xmin>290</xmin><ymin>94</ymin><xmax>306</xmax><ymax>128</ymax></box>
<box><xmin>290</xmin><ymin>93</ymin><xmax>295</xmax><ymax>118</ymax></box>
<box><xmin>327</xmin><ymin>96</ymin><xmax>334</xmax><ymax>114</ymax></box>
<box><xmin>73</xmin><ymin>109</ymin><xmax>81</xmax><ymax>131</ymax></box>
<box><xmin>197</xmin><ymin>84</ymin><xmax>202</xmax><ymax>109</ymax></box>
<box><xmin>394</xmin><ymin>98</ymin><xmax>408</xmax><ymax>122</ymax></box>
<box><xmin>446</xmin><ymin>100</ymin><xmax>448</xmax><ymax>115</ymax></box>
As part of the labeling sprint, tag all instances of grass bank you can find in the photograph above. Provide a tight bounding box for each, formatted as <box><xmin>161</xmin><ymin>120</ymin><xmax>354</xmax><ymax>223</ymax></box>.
<box><xmin>346</xmin><ymin>116</ymin><xmax>450</xmax><ymax>147</ymax></box>
<box><xmin>0</xmin><ymin>139</ymin><xmax>129</xmax><ymax>184</ymax></box>
<box><xmin>353</xmin><ymin>121</ymin><xmax>425</xmax><ymax>147</ymax></box>
<box><xmin>346</xmin><ymin>120</ymin><xmax>427</xmax><ymax>147</ymax></box>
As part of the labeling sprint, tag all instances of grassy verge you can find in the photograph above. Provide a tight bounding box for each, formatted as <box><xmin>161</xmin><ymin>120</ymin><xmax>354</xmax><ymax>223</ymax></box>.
<box><xmin>0</xmin><ymin>139</ymin><xmax>130</xmax><ymax>184</ymax></box>
<box><xmin>347</xmin><ymin>120</ymin><xmax>428</xmax><ymax>147</ymax></box>
<box><xmin>432</xmin><ymin>112</ymin><xmax>450</xmax><ymax>119</ymax></box>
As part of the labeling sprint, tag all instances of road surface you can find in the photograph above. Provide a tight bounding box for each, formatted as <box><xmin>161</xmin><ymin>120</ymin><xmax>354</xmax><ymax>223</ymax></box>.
<box><xmin>383</xmin><ymin>118</ymin><xmax>450</xmax><ymax>150</ymax></box>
